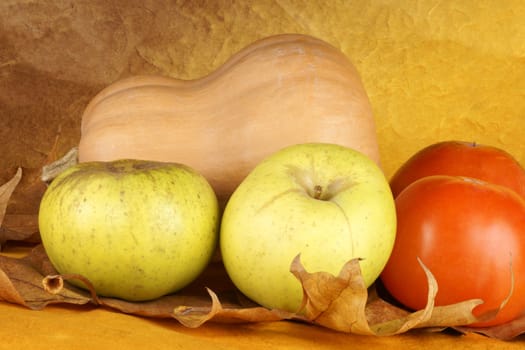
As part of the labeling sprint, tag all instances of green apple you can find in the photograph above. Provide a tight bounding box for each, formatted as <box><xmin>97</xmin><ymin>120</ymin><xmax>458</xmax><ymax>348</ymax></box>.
<box><xmin>38</xmin><ymin>159</ymin><xmax>219</xmax><ymax>301</ymax></box>
<box><xmin>220</xmin><ymin>143</ymin><xmax>396</xmax><ymax>312</ymax></box>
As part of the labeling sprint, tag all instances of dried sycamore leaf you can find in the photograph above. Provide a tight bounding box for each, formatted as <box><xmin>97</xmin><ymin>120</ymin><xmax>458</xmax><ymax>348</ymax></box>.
<box><xmin>456</xmin><ymin>312</ymin><xmax>525</xmax><ymax>340</ymax></box>
<box><xmin>0</xmin><ymin>263</ymin><xmax>25</xmax><ymax>305</ymax></box>
<box><xmin>0</xmin><ymin>168</ymin><xmax>23</xmax><ymax>248</ymax></box>
<box><xmin>0</xmin><ymin>129</ymin><xmax>78</xmax><ymax>248</ymax></box>
<box><xmin>49</xmin><ymin>264</ymin><xmax>296</xmax><ymax>323</ymax></box>
<box><xmin>0</xmin><ymin>245</ymin><xmax>289</xmax><ymax>323</ymax></box>
<box><xmin>104</xmin><ymin>293</ymin><xmax>218</xmax><ymax>319</ymax></box>
<box><xmin>0</xmin><ymin>165</ymin><xmax>49</xmax><ymax>246</ymax></box>
<box><xmin>0</xmin><ymin>168</ymin><xmax>22</xmax><ymax>220</ymax></box>
<box><xmin>367</xmin><ymin>261</ymin><xmax>436</xmax><ymax>335</ymax></box>
<box><xmin>173</xmin><ymin>288</ymin><xmax>297</xmax><ymax>327</ymax></box>
<box><xmin>364</xmin><ymin>288</ymin><xmax>411</xmax><ymax>326</ymax></box>
<box><xmin>290</xmin><ymin>255</ymin><xmax>486</xmax><ymax>336</ymax></box>
<box><xmin>452</xmin><ymin>267</ymin><xmax>523</xmax><ymax>340</ymax></box>
<box><xmin>290</xmin><ymin>255</ymin><xmax>436</xmax><ymax>335</ymax></box>
<box><xmin>1</xmin><ymin>215</ymin><xmax>39</xmax><ymax>241</ymax></box>
<box><xmin>0</xmin><ymin>245</ymin><xmax>208</xmax><ymax>315</ymax></box>
<box><xmin>1</xmin><ymin>244</ymin><xmax>524</xmax><ymax>340</ymax></box>
<box><xmin>291</xmin><ymin>255</ymin><xmax>372</xmax><ymax>334</ymax></box>
<box><xmin>0</xmin><ymin>246</ymin><xmax>91</xmax><ymax>309</ymax></box>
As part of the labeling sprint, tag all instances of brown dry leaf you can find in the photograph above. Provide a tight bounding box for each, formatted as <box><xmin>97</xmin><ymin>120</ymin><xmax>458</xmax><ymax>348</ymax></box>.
<box><xmin>0</xmin><ymin>244</ymin><xmax>290</xmax><ymax>323</ymax></box>
<box><xmin>40</xmin><ymin>271</ymin><xmax>219</xmax><ymax>319</ymax></box>
<box><xmin>0</xmin><ymin>245</ymin><xmax>92</xmax><ymax>309</ymax></box>
<box><xmin>1</xmin><ymin>215</ymin><xmax>40</xmax><ymax>242</ymax></box>
<box><xmin>0</xmin><ymin>244</ymin><xmax>214</xmax><ymax>315</ymax></box>
<box><xmin>1</xmin><ymin>244</ymin><xmax>524</xmax><ymax>340</ymax></box>
<box><xmin>0</xmin><ymin>128</ymin><xmax>77</xmax><ymax>249</ymax></box>
<box><xmin>173</xmin><ymin>288</ymin><xmax>296</xmax><ymax>328</ymax></box>
<box><xmin>291</xmin><ymin>256</ymin><xmax>372</xmax><ymax>334</ymax></box>
<box><xmin>0</xmin><ymin>168</ymin><xmax>22</xmax><ymax>222</ymax></box>
<box><xmin>456</xmin><ymin>313</ymin><xmax>525</xmax><ymax>340</ymax></box>
<box><xmin>369</xmin><ymin>262</ymin><xmax>483</xmax><ymax>335</ymax></box>
<box><xmin>51</xmin><ymin>263</ymin><xmax>296</xmax><ymax>323</ymax></box>
<box><xmin>451</xmin><ymin>269</ymin><xmax>524</xmax><ymax>340</ymax></box>
<box><xmin>290</xmin><ymin>255</ymin><xmax>486</xmax><ymax>336</ymax></box>
<box><xmin>364</xmin><ymin>289</ymin><xmax>411</xmax><ymax>326</ymax></box>
<box><xmin>0</xmin><ymin>168</ymin><xmax>23</xmax><ymax>248</ymax></box>
<box><xmin>365</xmin><ymin>288</ymin><xmax>482</xmax><ymax>334</ymax></box>
<box><xmin>0</xmin><ymin>165</ymin><xmax>49</xmax><ymax>247</ymax></box>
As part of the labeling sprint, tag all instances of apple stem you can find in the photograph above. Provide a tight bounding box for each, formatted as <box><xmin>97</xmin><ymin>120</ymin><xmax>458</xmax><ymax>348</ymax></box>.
<box><xmin>313</xmin><ymin>185</ymin><xmax>323</xmax><ymax>200</ymax></box>
<box><xmin>41</xmin><ymin>147</ymin><xmax>79</xmax><ymax>183</ymax></box>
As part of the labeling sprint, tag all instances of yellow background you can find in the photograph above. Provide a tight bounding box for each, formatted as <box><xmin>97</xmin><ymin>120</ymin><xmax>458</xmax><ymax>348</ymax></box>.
<box><xmin>2</xmin><ymin>1</ymin><xmax>525</xmax><ymax>177</ymax></box>
<box><xmin>147</xmin><ymin>0</ymin><xmax>525</xmax><ymax>177</ymax></box>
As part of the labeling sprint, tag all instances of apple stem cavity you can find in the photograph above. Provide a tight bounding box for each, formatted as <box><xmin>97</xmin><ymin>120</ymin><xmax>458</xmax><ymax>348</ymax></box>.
<box><xmin>287</xmin><ymin>165</ymin><xmax>355</xmax><ymax>201</ymax></box>
<box><xmin>313</xmin><ymin>185</ymin><xmax>323</xmax><ymax>200</ymax></box>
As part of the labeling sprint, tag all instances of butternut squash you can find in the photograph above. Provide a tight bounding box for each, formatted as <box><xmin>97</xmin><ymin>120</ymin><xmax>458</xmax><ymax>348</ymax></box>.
<box><xmin>78</xmin><ymin>34</ymin><xmax>379</xmax><ymax>206</ymax></box>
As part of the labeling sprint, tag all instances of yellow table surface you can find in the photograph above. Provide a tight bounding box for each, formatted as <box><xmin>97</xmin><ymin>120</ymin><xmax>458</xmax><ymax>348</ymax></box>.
<box><xmin>1</xmin><ymin>244</ymin><xmax>523</xmax><ymax>350</ymax></box>
<box><xmin>0</xmin><ymin>302</ymin><xmax>522</xmax><ymax>350</ymax></box>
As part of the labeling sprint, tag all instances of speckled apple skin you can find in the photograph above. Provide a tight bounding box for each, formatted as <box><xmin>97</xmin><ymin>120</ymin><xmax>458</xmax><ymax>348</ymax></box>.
<box><xmin>38</xmin><ymin>159</ymin><xmax>219</xmax><ymax>301</ymax></box>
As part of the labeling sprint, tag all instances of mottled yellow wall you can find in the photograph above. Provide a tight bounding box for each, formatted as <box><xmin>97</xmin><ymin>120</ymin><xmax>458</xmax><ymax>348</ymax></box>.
<box><xmin>2</xmin><ymin>1</ymin><xmax>524</xmax><ymax>178</ymax></box>
<box><xmin>130</xmin><ymin>1</ymin><xmax>525</xmax><ymax>178</ymax></box>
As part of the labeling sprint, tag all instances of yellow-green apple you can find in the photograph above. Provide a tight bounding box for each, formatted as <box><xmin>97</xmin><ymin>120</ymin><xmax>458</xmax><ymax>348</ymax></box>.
<box><xmin>38</xmin><ymin>159</ymin><xmax>219</xmax><ymax>301</ymax></box>
<box><xmin>220</xmin><ymin>143</ymin><xmax>396</xmax><ymax>312</ymax></box>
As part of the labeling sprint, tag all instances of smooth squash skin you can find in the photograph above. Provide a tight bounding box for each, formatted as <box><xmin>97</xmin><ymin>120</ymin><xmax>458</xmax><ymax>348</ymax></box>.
<box><xmin>78</xmin><ymin>34</ymin><xmax>379</xmax><ymax>206</ymax></box>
